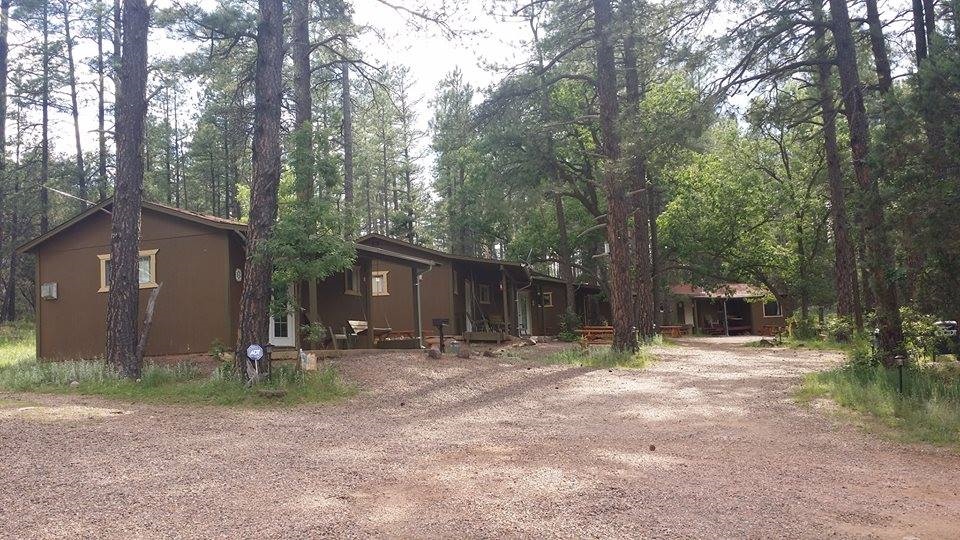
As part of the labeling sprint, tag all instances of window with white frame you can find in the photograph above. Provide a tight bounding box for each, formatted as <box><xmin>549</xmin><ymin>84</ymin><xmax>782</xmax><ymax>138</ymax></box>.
<box><xmin>763</xmin><ymin>300</ymin><xmax>782</xmax><ymax>318</ymax></box>
<box><xmin>344</xmin><ymin>265</ymin><xmax>361</xmax><ymax>295</ymax></box>
<box><xmin>477</xmin><ymin>284</ymin><xmax>491</xmax><ymax>304</ymax></box>
<box><xmin>542</xmin><ymin>291</ymin><xmax>554</xmax><ymax>308</ymax></box>
<box><xmin>371</xmin><ymin>271</ymin><xmax>389</xmax><ymax>296</ymax></box>
<box><xmin>98</xmin><ymin>249</ymin><xmax>158</xmax><ymax>293</ymax></box>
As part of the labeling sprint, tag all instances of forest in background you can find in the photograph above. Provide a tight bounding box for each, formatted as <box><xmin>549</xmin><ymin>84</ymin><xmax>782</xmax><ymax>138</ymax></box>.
<box><xmin>0</xmin><ymin>0</ymin><xmax>958</xmax><ymax>367</ymax></box>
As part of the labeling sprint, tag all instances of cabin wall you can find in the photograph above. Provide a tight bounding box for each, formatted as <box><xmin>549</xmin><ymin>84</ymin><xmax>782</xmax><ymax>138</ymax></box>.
<box><xmin>531</xmin><ymin>280</ymin><xmax>568</xmax><ymax>336</ymax></box>
<box><xmin>369</xmin><ymin>258</ymin><xmax>416</xmax><ymax>332</ymax></box>
<box><xmin>35</xmin><ymin>210</ymin><xmax>233</xmax><ymax>359</ymax></box>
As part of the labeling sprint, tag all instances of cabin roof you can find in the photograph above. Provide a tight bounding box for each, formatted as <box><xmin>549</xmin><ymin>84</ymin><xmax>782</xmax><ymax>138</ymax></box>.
<box><xmin>17</xmin><ymin>199</ymin><xmax>247</xmax><ymax>253</ymax></box>
<box><xmin>357</xmin><ymin>233</ymin><xmax>527</xmax><ymax>269</ymax></box>
<box><xmin>356</xmin><ymin>244</ymin><xmax>437</xmax><ymax>268</ymax></box>
<box><xmin>670</xmin><ymin>283</ymin><xmax>768</xmax><ymax>299</ymax></box>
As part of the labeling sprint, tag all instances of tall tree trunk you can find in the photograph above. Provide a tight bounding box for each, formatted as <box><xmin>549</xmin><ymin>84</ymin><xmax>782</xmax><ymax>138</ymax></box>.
<box><xmin>291</xmin><ymin>0</ymin><xmax>313</xmax><ymax>202</ymax></box>
<box><xmin>813</xmin><ymin>0</ymin><xmax>862</xmax><ymax>330</ymax></box>
<box><xmin>404</xmin><ymin>145</ymin><xmax>414</xmax><ymax>242</ymax></box>
<box><xmin>913</xmin><ymin>0</ymin><xmax>929</xmax><ymax>60</ymax></box>
<box><xmin>96</xmin><ymin>3</ymin><xmax>108</xmax><ymax>200</ymax></box>
<box><xmin>0</xmin><ymin>0</ymin><xmax>11</xmax><ymax>322</ymax></box>
<box><xmin>649</xmin><ymin>184</ymin><xmax>663</xmax><ymax>325</ymax></box>
<box><xmin>106</xmin><ymin>0</ymin><xmax>149</xmax><ymax>379</ymax></box>
<box><xmin>341</xmin><ymin>53</ymin><xmax>354</xmax><ymax>238</ymax></box>
<box><xmin>553</xmin><ymin>193</ymin><xmax>578</xmax><ymax>324</ymax></box>
<box><xmin>828</xmin><ymin>0</ymin><xmax>904</xmax><ymax>361</ymax></box>
<box><xmin>40</xmin><ymin>2</ymin><xmax>50</xmax><ymax>233</ymax></box>
<box><xmin>63</xmin><ymin>0</ymin><xmax>86</xmax><ymax>206</ymax></box>
<box><xmin>235</xmin><ymin>0</ymin><xmax>283</xmax><ymax>380</ymax></box>
<box><xmin>593</xmin><ymin>0</ymin><xmax>635</xmax><ymax>352</ymax></box>
<box><xmin>864</xmin><ymin>0</ymin><xmax>893</xmax><ymax>94</ymax></box>
<box><xmin>622</xmin><ymin>0</ymin><xmax>654</xmax><ymax>339</ymax></box>
<box><xmin>173</xmin><ymin>89</ymin><xmax>182</xmax><ymax>207</ymax></box>
<box><xmin>163</xmin><ymin>86</ymin><xmax>172</xmax><ymax>204</ymax></box>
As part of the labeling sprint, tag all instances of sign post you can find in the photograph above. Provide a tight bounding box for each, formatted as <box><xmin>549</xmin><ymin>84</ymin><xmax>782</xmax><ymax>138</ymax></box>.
<box><xmin>246</xmin><ymin>344</ymin><xmax>264</xmax><ymax>375</ymax></box>
<box><xmin>432</xmin><ymin>318</ymin><xmax>449</xmax><ymax>353</ymax></box>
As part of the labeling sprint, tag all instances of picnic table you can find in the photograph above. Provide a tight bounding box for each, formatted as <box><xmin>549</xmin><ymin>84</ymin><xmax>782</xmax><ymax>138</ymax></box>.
<box><xmin>658</xmin><ymin>325</ymin><xmax>690</xmax><ymax>338</ymax></box>
<box><xmin>576</xmin><ymin>326</ymin><xmax>615</xmax><ymax>343</ymax></box>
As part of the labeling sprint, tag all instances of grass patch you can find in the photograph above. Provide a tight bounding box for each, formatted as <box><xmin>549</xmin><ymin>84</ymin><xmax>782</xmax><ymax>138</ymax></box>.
<box><xmin>0</xmin><ymin>358</ymin><xmax>356</xmax><ymax>406</ymax></box>
<box><xmin>545</xmin><ymin>345</ymin><xmax>654</xmax><ymax>369</ymax></box>
<box><xmin>0</xmin><ymin>322</ymin><xmax>355</xmax><ymax>406</ymax></box>
<box><xmin>797</xmin><ymin>362</ymin><xmax>960</xmax><ymax>448</ymax></box>
<box><xmin>0</xmin><ymin>321</ymin><xmax>35</xmax><ymax>367</ymax></box>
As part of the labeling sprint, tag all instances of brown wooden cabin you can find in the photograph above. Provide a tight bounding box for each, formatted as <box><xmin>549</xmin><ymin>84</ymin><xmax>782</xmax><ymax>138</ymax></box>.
<box><xmin>357</xmin><ymin>234</ymin><xmax>612</xmax><ymax>338</ymax></box>
<box><xmin>666</xmin><ymin>283</ymin><xmax>789</xmax><ymax>336</ymax></box>
<box><xmin>357</xmin><ymin>234</ymin><xmax>531</xmax><ymax>338</ymax></box>
<box><xmin>295</xmin><ymin>245</ymin><xmax>435</xmax><ymax>350</ymax></box>
<box><xmin>520</xmin><ymin>274</ymin><xmax>609</xmax><ymax>336</ymax></box>
<box><xmin>17</xmin><ymin>200</ymin><xmax>248</xmax><ymax>360</ymax></box>
<box><xmin>17</xmin><ymin>201</ymin><xmax>437</xmax><ymax>360</ymax></box>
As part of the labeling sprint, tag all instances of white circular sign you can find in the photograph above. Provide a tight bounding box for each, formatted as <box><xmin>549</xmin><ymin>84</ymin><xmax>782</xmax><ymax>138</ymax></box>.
<box><xmin>235</xmin><ymin>268</ymin><xmax>243</xmax><ymax>282</ymax></box>
<box><xmin>246</xmin><ymin>344</ymin><xmax>264</xmax><ymax>361</ymax></box>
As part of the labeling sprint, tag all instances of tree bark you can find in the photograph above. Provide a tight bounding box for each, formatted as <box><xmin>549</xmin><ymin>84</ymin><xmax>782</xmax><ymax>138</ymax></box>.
<box><xmin>0</xmin><ymin>0</ymin><xmax>11</xmax><ymax>322</ymax></box>
<box><xmin>622</xmin><ymin>0</ymin><xmax>654</xmax><ymax>340</ymax></box>
<box><xmin>96</xmin><ymin>2</ymin><xmax>108</xmax><ymax>200</ymax></box>
<box><xmin>235</xmin><ymin>0</ymin><xmax>283</xmax><ymax>381</ymax></box>
<box><xmin>913</xmin><ymin>0</ymin><xmax>929</xmax><ymax>61</ymax></box>
<box><xmin>292</xmin><ymin>0</ymin><xmax>313</xmax><ymax>202</ymax></box>
<box><xmin>553</xmin><ymin>193</ymin><xmax>578</xmax><ymax>324</ymax></box>
<box><xmin>63</xmin><ymin>0</ymin><xmax>87</xmax><ymax>206</ymax></box>
<box><xmin>864</xmin><ymin>0</ymin><xmax>893</xmax><ymax>94</ymax></box>
<box><xmin>40</xmin><ymin>1</ymin><xmax>50</xmax><ymax>233</ymax></box>
<box><xmin>106</xmin><ymin>0</ymin><xmax>149</xmax><ymax>379</ymax></box>
<box><xmin>813</xmin><ymin>0</ymin><xmax>862</xmax><ymax>330</ymax></box>
<box><xmin>593</xmin><ymin>0</ymin><xmax>636</xmax><ymax>352</ymax></box>
<box><xmin>0</xmin><ymin>0</ymin><xmax>7</xmax><ymax>216</ymax></box>
<box><xmin>828</xmin><ymin>0</ymin><xmax>904</xmax><ymax>361</ymax></box>
<box><xmin>341</xmin><ymin>50</ymin><xmax>354</xmax><ymax>238</ymax></box>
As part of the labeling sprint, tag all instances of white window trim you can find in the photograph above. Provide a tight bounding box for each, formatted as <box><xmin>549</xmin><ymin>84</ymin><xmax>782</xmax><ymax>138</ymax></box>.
<box><xmin>372</xmin><ymin>270</ymin><xmax>390</xmax><ymax>296</ymax></box>
<box><xmin>98</xmin><ymin>249</ymin><xmax>158</xmax><ymax>293</ymax></box>
<box><xmin>762</xmin><ymin>300</ymin><xmax>782</xmax><ymax>318</ymax></box>
<box><xmin>344</xmin><ymin>265</ymin><xmax>362</xmax><ymax>296</ymax></box>
<box><xmin>478</xmin><ymin>284</ymin><xmax>491</xmax><ymax>304</ymax></box>
<box><xmin>542</xmin><ymin>291</ymin><xmax>554</xmax><ymax>308</ymax></box>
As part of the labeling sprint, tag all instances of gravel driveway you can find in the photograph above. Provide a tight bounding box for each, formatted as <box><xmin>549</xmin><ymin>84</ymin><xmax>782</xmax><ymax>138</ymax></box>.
<box><xmin>2</xmin><ymin>338</ymin><xmax>959</xmax><ymax>538</ymax></box>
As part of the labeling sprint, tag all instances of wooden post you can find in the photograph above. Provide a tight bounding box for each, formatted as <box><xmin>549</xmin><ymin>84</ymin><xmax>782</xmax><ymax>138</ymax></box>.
<box><xmin>722</xmin><ymin>298</ymin><xmax>730</xmax><ymax>336</ymax></box>
<box><xmin>500</xmin><ymin>266</ymin><xmax>511</xmax><ymax>335</ymax></box>
<box><xmin>413</xmin><ymin>267</ymin><xmax>423</xmax><ymax>348</ymax></box>
<box><xmin>362</xmin><ymin>259</ymin><xmax>373</xmax><ymax>348</ymax></box>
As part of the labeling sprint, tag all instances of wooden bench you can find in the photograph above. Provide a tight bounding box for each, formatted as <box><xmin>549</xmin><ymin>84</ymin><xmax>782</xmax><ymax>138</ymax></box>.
<box><xmin>576</xmin><ymin>326</ymin><xmax>615</xmax><ymax>343</ymax></box>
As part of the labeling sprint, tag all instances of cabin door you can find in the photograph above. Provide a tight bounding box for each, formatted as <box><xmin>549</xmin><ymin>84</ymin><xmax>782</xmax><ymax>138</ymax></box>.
<box><xmin>269</xmin><ymin>307</ymin><xmax>296</xmax><ymax>348</ymax></box>
<box><xmin>517</xmin><ymin>290</ymin><xmax>533</xmax><ymax>336</ymax></box>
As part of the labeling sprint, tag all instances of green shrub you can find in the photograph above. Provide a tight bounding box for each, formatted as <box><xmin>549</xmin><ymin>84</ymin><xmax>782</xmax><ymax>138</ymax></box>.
<box><xmin>556</xmin><ymin>313</ymin><xmax>581</xmax><ymax>342</ymax></box>
<box><xmin>823</xmin><ymin>315</ymin><xmax>854</xmax><ymax>343</ymax></box>
<box><xmin>787</xmin><ymin>315</ymin><xmax>820</xmax><ymax>340</ymax></box>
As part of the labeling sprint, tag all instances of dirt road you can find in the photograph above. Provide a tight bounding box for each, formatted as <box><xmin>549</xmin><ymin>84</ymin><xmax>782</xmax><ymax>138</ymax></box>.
<box><xmin>2</xmin><ymin>338</ymin><xmax>959</xmax><ymax>538</ymax></box>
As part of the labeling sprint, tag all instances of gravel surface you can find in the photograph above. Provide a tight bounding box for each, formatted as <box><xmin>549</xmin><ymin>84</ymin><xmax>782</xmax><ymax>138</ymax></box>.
<box><xmin>2</xmin><ymin>337</ymin><xmax>959</xmax><ymax>539</ymax></box>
